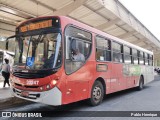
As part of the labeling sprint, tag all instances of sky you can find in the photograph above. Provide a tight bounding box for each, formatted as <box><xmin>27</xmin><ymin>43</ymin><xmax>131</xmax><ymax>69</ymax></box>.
<box><xmin>119</xmin><ymin>0</ymin><xmax>160</xmax><ymax>40</ymax></box>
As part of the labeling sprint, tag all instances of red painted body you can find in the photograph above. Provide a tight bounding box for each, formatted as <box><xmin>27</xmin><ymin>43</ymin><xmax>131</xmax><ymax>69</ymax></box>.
<box><xmin>10</xmin><ymin>16</ymin><xmax>152</xmax><ymax>105</ymax></box>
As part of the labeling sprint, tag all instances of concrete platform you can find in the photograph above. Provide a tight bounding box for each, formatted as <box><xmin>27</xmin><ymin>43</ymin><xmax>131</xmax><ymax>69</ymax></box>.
<box><xmin>0</xmin><ymin>77</ymin><xmax>30</xmax><ymax>110</ymax></box>
<box><xmin>0</xmin><ymin>87</ymin><xmax>13</xmax><ymax>99</ymax></box>
<box><xmin>0</xmin><ymin>75</ymin><xmax>11</xmax><ymax>101</ymax></box>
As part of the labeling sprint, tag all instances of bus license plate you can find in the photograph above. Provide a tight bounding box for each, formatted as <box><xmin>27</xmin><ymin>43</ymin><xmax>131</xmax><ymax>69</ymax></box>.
<box><xmin>21</xmin><ymin>91</ymin><xmax>29</xmax><ymax>97</ymax></box>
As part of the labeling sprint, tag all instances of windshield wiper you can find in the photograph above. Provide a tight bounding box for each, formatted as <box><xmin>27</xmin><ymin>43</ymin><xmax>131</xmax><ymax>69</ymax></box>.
<box><xmin>25</xmin><ymin>34</ymin><xmax>44</xmax><ymax>69</ymax></box>
<box><xmin>25</xmin><ymin>36</ymin><xmax>32</xmax><ymax>68</ymax></box>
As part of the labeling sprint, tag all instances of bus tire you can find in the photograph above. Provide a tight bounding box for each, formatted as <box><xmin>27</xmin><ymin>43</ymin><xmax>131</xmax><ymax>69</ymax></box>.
<box><xmin>137</xmin><ymin>76</ymin><xmax>144</xmax><ymax>90</ymax></box>
<box><xmin>88</xmin><ymin>81</ymin><xmax>104</xmax><ymax>106</ymax></box>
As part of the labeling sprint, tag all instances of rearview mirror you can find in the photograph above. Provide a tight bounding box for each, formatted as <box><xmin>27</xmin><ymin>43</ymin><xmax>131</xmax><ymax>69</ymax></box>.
<box><xmin>6</xmin><ymin>35</ymin><xmax>16</xmax><ymax>51</ymax></box>
<box><xmin>6</xmin><ymin>41</ymin><xmax>8</xmax><ymax>50</ymax></box>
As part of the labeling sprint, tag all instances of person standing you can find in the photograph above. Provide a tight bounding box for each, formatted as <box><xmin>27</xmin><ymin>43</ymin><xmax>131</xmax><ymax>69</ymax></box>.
<box><xmin>2</xmin><ymin>58</ymin><xmax>10</xmax><ymax>87</ymax></box>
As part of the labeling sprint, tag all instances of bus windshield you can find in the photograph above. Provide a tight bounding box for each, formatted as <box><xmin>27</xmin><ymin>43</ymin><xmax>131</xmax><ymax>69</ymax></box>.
<box><xmin>14</xmin><ymin>32</ymin><xmax>62</xmax><ymax>70</ymax></box>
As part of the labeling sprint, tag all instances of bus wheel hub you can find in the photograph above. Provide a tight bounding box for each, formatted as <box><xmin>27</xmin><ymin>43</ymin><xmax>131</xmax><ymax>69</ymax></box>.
<box><xmin>93</xmin><ymin>86</ymin><xmax>101</xmax><ymax>100</ymax></box>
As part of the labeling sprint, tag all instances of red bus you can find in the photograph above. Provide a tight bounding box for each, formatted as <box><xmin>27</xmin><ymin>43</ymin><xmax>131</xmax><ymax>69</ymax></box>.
<box><xmin>7</xmin><ymin>16</ymin><xmax>154</xmax><ymax>106</ymax></box>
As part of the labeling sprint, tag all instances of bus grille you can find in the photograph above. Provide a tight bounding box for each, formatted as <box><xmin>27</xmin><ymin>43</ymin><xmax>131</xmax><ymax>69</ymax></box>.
<box><xmin>13</xmin><ymin>88</ymin><xmax>40</xmax><ymax>100</ymax></box>
<box><xmin>15</xmin><ymin>83</ymin><xmax>39</xmax><ymax>88</ymax></box>
<box><xmin>13</xmin><ymin>72</ymin><xmax>48</xmax><ymax>79</ymax></box>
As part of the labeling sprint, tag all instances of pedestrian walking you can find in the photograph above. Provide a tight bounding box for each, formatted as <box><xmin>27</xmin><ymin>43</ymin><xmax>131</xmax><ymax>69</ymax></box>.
<box><xmin>1</xmin><ymin>58</ymin><xmax>10</xmax><ymax>87</ymax></box>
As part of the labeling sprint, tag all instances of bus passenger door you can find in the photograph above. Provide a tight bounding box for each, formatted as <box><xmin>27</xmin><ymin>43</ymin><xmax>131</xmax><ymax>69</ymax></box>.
<box><xmin>64</xmin><ymin>29</ymin><xmax>92</xmax><ymax>103</ymax></box>
<box><xmin>65</xmin><ymin>69</ymin><xmax>89</xmax><ymax>103</ymax></box>
<box><xmin>65</xmin><ymin>76</ymin><xmax>76</xmax><ymax>104</ymax></box>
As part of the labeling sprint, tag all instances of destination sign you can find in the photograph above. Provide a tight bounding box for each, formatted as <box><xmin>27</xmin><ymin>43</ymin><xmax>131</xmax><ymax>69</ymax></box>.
<box><xmin>20</xmin><ymin>20</ymin><xmax>52</xmax><ymax>32</ymax></box>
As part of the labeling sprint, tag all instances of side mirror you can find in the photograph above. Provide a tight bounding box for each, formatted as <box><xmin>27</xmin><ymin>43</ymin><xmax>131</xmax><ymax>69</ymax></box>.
<box><xmin>5</xmin><ymin>35</ymin><xmax>16</xmax><ymax>51</ymax></box>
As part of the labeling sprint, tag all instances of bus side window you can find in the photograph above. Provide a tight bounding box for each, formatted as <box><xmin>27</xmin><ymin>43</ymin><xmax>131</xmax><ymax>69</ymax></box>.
<box><xmin>112</xmin><ymin>41</ymin><xmax>123</xmax><ymax>63</ymax></box>
<box><xmin>149</xmin><ymin>54</ymin><xmax>153</xmax><ymax>66</ymax></box>
<box><xmin>96</xmin><ymin>36</ymin><xmax>111</xmax><ymax>61</ymax></box>
<box><xmin>138</xmin><ymin>51</ymin><xmax>144</xmax><ymax>65</ymax></box>
<box><xmin>124</xmin><ymin>46</ymin><xmax>131</xmax><ymax>64</ymax></box>
<box><xmin>65</xmin><ymin>26</ymin><xmax>92</xmax><ymax>74</ymax></box>
<box><xmin>132</xmin><ymin>49</ymin><xmax>138</xmax><ymax>65</ymax></box>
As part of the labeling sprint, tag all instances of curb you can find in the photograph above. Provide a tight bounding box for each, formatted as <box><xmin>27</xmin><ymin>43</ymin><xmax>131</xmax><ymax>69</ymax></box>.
<box><xmin>0</xmin><ymin>97</ymin><xmax>32</xmax><ymax>110</ymax></box>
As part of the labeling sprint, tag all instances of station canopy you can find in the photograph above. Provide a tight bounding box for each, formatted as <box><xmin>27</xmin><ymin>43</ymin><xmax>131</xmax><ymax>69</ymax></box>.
<box><xmin>0</xmin><ymin>0</ymin><xmax>159</xmax><ymax>58</ymax></box>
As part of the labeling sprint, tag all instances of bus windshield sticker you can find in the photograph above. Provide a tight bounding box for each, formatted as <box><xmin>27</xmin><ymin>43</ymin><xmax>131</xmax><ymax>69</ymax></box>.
<box><xmin>100</xmin><ymin>56</ymin><xmax>104</xmax><ymax>61</ymax></box>
<box><xmin>26</xmin><ymin>57</ymin><xmax>35</xmax><ymax>67</ymax></box>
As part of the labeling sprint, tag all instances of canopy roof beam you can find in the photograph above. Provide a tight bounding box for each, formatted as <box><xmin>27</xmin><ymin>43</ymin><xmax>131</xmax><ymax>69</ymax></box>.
<box><xmin>96</xmin><ymin>18</ymin><xmax>120</xmax><ymax>30</ymax></box>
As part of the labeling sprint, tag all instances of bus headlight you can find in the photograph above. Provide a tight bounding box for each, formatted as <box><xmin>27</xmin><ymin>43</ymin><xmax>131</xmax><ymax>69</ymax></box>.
<box><xmin>40</xmin><ymin>87</ymin><xmax>43</xmax><ymax>91</ymax></box>
<box><xmin>46</xmin><ymin>84</ymin><xmax>50</xmax><ymax>89</ymax></box>
<box><xmin>51</xmin><ymin>80</ymin><xmax>57</xmax><ymax>86</ymax></box>
<box><xmin>39</xmin><ymin>79</ymin><xmax>58</xmax><ymax>91</ymax></box>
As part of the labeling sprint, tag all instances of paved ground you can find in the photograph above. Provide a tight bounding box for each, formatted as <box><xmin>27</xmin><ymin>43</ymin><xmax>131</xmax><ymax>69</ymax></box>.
<box><xmin>0</xmin><ymin>82</ymin><xmax>10</xmax><ymax>88</ymax></box>
<box><xmin>0</xmin><ymin>76</ymin><xmax>160</xmax><ymax>120</ymax></box>
<box><xmin>0</xmin><ymin>88</ymin><xmax>13</xmax><ymax>100</ymax></box>
<box><xmin>0</xmin><ymin>75</ymin><xmax>11</xmax><ymax>100</ymax></box>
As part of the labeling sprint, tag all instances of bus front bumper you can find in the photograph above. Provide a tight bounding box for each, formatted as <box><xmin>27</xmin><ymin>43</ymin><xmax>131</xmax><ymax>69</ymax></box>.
<box><xmin>12</xmin><ymin>87</ymin><xmax>62</xmax><ymax>106</ymax></box>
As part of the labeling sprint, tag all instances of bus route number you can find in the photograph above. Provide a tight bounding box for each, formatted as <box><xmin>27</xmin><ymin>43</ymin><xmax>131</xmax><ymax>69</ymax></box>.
<box><xmin>26</xmin><ymin>80</ymin><xmax>39</xmax><ymax>85</ymax></box>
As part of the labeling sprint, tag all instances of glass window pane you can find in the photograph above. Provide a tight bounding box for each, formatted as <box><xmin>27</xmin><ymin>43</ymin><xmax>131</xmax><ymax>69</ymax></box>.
<box><xmin>112</xmin><ymin>42</ymin><xmax>122</xmax><ymax>53</ymax></box>
<box><xmin>96</xmin><ymin>37</ymin><xmax>111</xmax><ymax>50</ymax></box>
<box><xmin>14</xmin><ymin>33</ymin><xmax>62</xmax><ymax>69</ymax></box>
<box><xmin>133</xmin><ymin>57</ymin><xmax>138</xmax><ymax>65</ymax></box>
<box><xmin>65</xmin><ymin>27</ymin><xmax>92</xmax><ymax>74</ymax></box>
<box><xmin>139</xmin><ymin>57</ymin><xmax>144</xmax><ymax>65</ymax></box>
<box><xmin>113</xmin><ymin>52</ymin><xmax>123</xmax><ymax>63</ymax></box>
<box><xmin>42</xmin><ymin>33</ymin><xmax>62</xmax><ymax>69</ymax></box>
<box><xmin>145</xmin><ymin>59</ymin><xmax>149</xmax><ymax>65</ymax></box>
<box><xmin>144</xmin><ymin>53</ymin><xmax>148</xmax><ymax>59</ymax></box>
<box><xmin>132</xmin><ymin>49</ymin><xmax>138</xmax><ymax>57</ymax></box>
<box><xmin>139</xmin><ymin>51</ymin><xmax>143</xmax><ymax>58</ymax></box>
<box><xmin>96</xmin><ymin>49</ymin><xmax>111</xmax><ymax>61</ymax></box>
<box><xmin>149</xmin><ymin>54</ymin><xmax>153</xmax><ymax>60</ymax></box>
<box><xmin>65</xmin><ymin>26</ymin><xmax>91</xmax><ymax>41</ymax></box>
<box><xmin>65</xmin><ymin>37</ymin><xmax>91</xmax><ymax>74</ymax></box>
<box><xmin>149</xmin><ymin>60</ymin><xmax>153</xmax><ymax>66</ymax></box>
<box><xmin>124</xmin><ymin>55</ymin><xmax>131</xmax><ymax>64</ymax></box>
<box><xmin>124</xmin><ymin>46</ymin><xmax>131</xmax><ymax>55</ymax></box>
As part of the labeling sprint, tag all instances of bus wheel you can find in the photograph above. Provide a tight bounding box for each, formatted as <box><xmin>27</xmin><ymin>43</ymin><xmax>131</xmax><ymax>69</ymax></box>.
<box><xmin>137</xmin><ymin>76</ymin><xmax>144</xmax><ymax>90</ymax></box>
<box><xmin>88</xmin><ymin>81</ymin><xmax>104</xmax><ymax>106</ymax></box>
